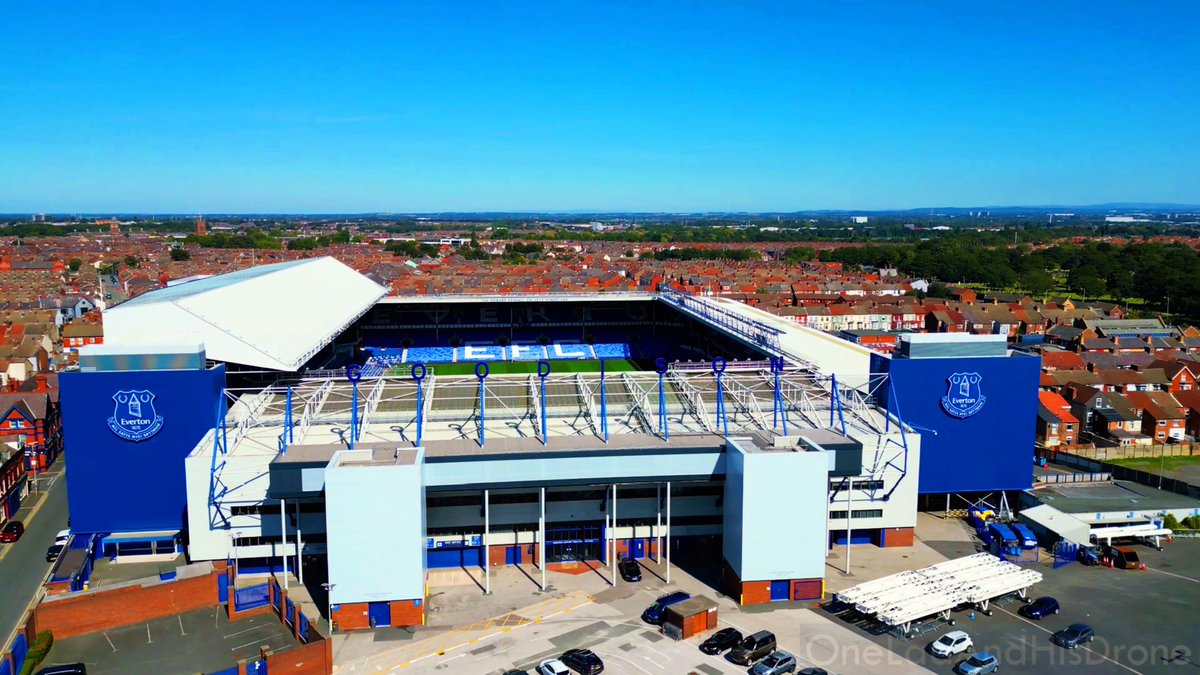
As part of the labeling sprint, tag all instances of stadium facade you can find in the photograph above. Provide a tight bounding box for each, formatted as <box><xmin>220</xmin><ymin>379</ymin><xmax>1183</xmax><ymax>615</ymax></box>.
<box><xmin>60</xmin><ymin>257</ymin><xmax>1039</xmax><ymax>629</ymax></box>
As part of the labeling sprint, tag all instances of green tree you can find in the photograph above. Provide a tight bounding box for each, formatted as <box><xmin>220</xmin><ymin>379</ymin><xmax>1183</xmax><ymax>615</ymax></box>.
<box><xmin>67</xmin><ymin>257</ymin><xmax>83</xmax><ymax>272</ymax></box>
<box><xmin>122</xmin><ymin>255</ymin><xmax>139</xmax><ymax>268</ymax></box>
<box><xmin>169</xmin><ymin>248</ymin><xmax>191</xmax><ymax>261</ymax></box>
<box><xmin>1020</xmin><ymin>269</ymin><xmax>1055</xmax><ymax>297</ymax></box>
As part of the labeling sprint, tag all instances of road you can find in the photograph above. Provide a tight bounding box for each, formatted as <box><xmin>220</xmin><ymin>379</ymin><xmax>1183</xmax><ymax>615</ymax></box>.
<box><xmin>0</xmin><ymin>464</ymin><xmax>69</xmax><ymax>648</ymax></box>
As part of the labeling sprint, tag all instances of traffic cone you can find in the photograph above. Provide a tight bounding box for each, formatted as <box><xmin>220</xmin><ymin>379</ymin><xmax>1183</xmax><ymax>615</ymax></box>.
<box><xmin>1141</xmin><ymin>563</ymin><xmax>1147</xmax><ymax>572</ymax></box>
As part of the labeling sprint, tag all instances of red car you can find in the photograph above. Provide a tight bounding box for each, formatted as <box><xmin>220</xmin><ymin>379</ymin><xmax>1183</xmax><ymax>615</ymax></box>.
<box><xmin>1</xmin><ymin>521</ymin><xmax>25</xmax><ymax>543</ymax></box>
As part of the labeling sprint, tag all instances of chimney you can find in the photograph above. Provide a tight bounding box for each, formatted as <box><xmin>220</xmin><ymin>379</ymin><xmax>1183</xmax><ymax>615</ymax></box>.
<box><xmin>196</xmin><ymin>216</ymin><xmax>207</xmax><ymax>237</ymax></box>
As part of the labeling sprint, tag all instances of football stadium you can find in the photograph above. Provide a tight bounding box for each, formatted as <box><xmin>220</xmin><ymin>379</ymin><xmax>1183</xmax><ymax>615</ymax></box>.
<box><xmin>59</xmin><ymin>257</ymin><xmax>1039</xmax><ymax>630</ymax></box>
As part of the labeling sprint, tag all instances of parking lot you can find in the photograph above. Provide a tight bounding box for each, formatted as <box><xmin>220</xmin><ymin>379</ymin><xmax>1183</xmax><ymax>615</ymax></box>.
<box><xmin>335</xmin><ymin>558</ymin><xmax>931</xmax><ymax>674</ymax></box>
<box><xmin>841</xmin><ymin>539</ymin><xmax>1200</xmax><ymax>674</ymax></box>
<box><xmin>42</xmin><ymin>606</ymin><xmax>298</xmax><ymax>674</ymax></box>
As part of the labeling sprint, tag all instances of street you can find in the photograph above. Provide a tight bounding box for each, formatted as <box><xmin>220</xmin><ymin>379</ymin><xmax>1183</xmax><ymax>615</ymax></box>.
<box><xmin>0</xmin><ymin>463</ymin><xmax>69</xmax><ymax>648</ymax></box>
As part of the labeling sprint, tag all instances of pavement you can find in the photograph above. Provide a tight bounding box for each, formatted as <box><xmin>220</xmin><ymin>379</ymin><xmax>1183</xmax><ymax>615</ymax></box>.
<box><xmin>331</xmin><ymin>553</ymin><xmax>937</xmax><ymax>674</ymax></box>
<box><xmin>42</xmin><ymin>605</ymin><xmax>298</xmax><ymax>674</ymax></box>
<box><xmin>0</xmin><ymin>463</ymin><xmax>69</xmax><ymax>651</ymax></box>
<box><xmin>833</xmin><ymin>535</ymin><xmax>1200</xmax><ymax>674</ymax></box>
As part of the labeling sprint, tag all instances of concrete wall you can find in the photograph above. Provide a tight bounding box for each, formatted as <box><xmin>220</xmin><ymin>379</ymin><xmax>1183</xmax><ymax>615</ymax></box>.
<box><xmin>826</xmin><ymin>431</ymin><xmax>921</xmax><ymax>533</ymax></box>
<box><xmin>722</xmin><ymin>438</ymin><xmax>827</xmax><ymax>582</ymax></box>
<box><xmin>325</xmin><ymin>449</ymin><xmax>426</xmax><ymax>605</ymax></box>
<box><xmin>423</xmin><ymin>448</ymin><xmax>724</xmax><ymax>488</ymax></box>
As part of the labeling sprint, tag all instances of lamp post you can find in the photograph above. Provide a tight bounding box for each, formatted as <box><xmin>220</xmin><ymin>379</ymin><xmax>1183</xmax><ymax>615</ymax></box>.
<box><xmin>321</xmin><ymin>582</ymin><xmax>336</xmax><ymax>634</ymax></box>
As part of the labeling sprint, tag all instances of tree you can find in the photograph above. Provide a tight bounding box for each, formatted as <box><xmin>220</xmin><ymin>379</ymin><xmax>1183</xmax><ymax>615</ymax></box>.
<box><xmin>67</xmin><ymin>258</ymin><xmax>83</xmax><ymax>272</ymax></box>
<box><xmin>122</xmin><ymin>255</ymin><xmax>139</xmax><ymax>268</ymax></box>
<box><xmin>169</xmin><ymin>248</ymin><xmax>191</xmax><ymax>261</ymax></box>
<box><xmin>1020</xmin><ymin>269</ymin><xmax>1055</xmax><ymax>297</ymax></box>
<box><xmin>783</xmin><ymin>246</ymin><xmax>816</xmax><ymax>264</ymax></box>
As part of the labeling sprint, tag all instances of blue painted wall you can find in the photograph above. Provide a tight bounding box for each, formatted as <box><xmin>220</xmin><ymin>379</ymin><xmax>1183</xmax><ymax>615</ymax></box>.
<box><xmin>61</xmin><ymin>365</ymin><xmax>225</xmax><ymax>534</ymax></box>
<box><xmin>871</xmin><ymin>352</ymin><xmax>1040</xmax><ymax>494</ymax></box>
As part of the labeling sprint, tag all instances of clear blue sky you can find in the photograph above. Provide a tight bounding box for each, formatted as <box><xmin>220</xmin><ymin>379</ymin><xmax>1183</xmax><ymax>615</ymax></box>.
<box><xmin>2</xmin><ymin>1</ymin><xmax>1197</xmax><ymax>213</ymax></box>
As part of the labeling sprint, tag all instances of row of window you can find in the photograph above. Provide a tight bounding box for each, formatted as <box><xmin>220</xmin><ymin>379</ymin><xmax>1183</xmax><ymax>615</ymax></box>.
<box><xmin>426</xmin><ymin>484</ymin><xmax>722</xmax><ymax>508</ymax></box>
<box><xmin>829</xmin><ymin>509</ymin><xmax>884</xmax><ymax>519</ymax></box>
<box><xmin>829</xmin><ymin>479</ymin><xmax>885</xmax><ymax>492</ymax></box>
<box><xmin>425</xmin><ymin>514</ymin><xmax>725</xmax><ymax>538</ymax></box>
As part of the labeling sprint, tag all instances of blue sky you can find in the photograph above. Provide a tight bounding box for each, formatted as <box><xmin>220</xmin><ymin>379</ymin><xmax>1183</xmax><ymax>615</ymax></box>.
<box><xmin>1</xmin><ymin>1</ymin><xmax>1197</xmax><ymax>213</ymax></box>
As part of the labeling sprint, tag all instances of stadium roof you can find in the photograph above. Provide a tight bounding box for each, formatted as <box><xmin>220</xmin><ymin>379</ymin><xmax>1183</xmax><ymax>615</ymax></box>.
<box><xmin>103</xmin><ymin>257</ymin><xmax>387</xmax><ymax>371</ymax></box>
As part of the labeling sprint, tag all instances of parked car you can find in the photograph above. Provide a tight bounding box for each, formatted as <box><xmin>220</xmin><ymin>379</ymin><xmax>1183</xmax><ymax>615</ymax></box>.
<box><xmin>954</xmin><ymin>652</ymin><xmax>999</xmax><ymax>675</ymax></box>
<box><xmin>560</xmin><ymin>648</ymin><xmax>604</xmax><ymax>675</ymax></box>
<box><xmin>45</xmin><ymin>544</ymin><xmax>64</xmax><ymax>562</ymax></box>
<box><xmin>618</xmin><ymin>558</ymin><xmax>642</xmax><ymax>582</ymax></box>
<box><xmin>1052</xmin><ymin>623</ymin><xmax>1095</xmax><ymax>649</ymax></box>
<box><xmin>0</xmin><ymin>521</ymin><xmax>24</xmax><ymax>543</ymax></box>
<box><xmin>641</xmin><ymin>591</ymin><xmax>690</xmax><ymax>624</ymax></box>
<box><xmin>727</xmin><ymin>630</ymin><xmax>777</xmax><ymax>665</ymax></box>
<box><xmin>700</xmin><ymin>627</ymin><xmax>743</xmax><ymax>655</ymax></box>
<box><xmin>36</xmin><ymin>666</ymin><xmax>87</xmax><ymax>675</ymax></box>
<box><xmin>1019</xmin><ymin>596</ymin><xmax>1060</xmax><ymax>619</ymax></box>
<box><xmin>502</xmin><ymin>670</ymin><xmax>530</xmax><ymax>675</ymax></box>
<box><xmin>1077</xmin><ymin>545</ymin><xmax>1100</xmax><ymax>566</ymax></box>
<box><xmin>1102</xmin><ymin>545</ymin><xmax>1141</xmax><ymax>569</ymax></box>
<box><xmin>54</xmin><ymin>529</ymin><xmax>71</xmax><ymax>546</ymax></box>
<box><xmin>749</xmin><ymin>650</ymin><xmax>797</xmax><ymax>675</ymax></box>
<box><xmin>798</xmin><ymin>669</ymin><xmax>829</xmax><ymax>675</ymax></box>
<box><xmin>536</xmin><ymin>659</ymin><xmax>571</xmax><ymax>675</ymax></box>
<box><xmin>929</xmin><ymin>631</ymin><xmax>973</xmax><ymax>658</ymax></box>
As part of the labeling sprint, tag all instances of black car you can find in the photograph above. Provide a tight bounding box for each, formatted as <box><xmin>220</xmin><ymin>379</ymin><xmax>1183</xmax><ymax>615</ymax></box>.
<box><xmin>45</xmin><ymin>544</ymin><xmax>64</xmax><ymax>563</ymax></box>
<box><xmin>502</xmin><ymin>671</ymin><xmax>531</xmax><ymax>675</ymax></box>
<box><xmin>1052</xmin><ymin>623</ymin><xmax>1095</xmax><ymax>649</ymax></box>
<box><xmin>699</xmin><ymin>627</ymin><xmax>743</xmax><ymax>655</ymax></box>
<box><xmin>560</xmin><ymin>648</ymin><xmax>604</xmax><ymax>675</ymax></box>
<box><xmin>799</xmin><ymin>670</ymin><xmax>829</xmax><ymax>675</ymax></box>
<box><xmin>618</xmin><ymin>558</ymin><xmax>642</xmax><ymax>582</ymax></box>
<box><xmin>1018</xmin><ymin>596</ymin><xmax>1060</xmax><ymax>620</ymax></box>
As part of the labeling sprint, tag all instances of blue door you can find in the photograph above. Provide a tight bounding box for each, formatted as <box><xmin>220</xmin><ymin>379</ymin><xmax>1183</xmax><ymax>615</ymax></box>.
<box><xmin>427</xmin><ymin>547</ymin><xmax>483</xmax><ymax>569</ymax></box>
<box><xmin>368</xmin><ymin>601</ymin><xmax>391</xmax><ymax>628</ymax></box>
<box><xmin>505</xmin><ymin>546</ymin><xmax>522</xmax><ymax>565</ymax></box>
<box><xmin>631</xmin><ymin>539</ymin><xmax>646</xmax><ymax>559</ymax></box>
<box><xmin>770</xmin><ymin>580</ymin><xmax>789</xmax><ymax>601</ymax></box>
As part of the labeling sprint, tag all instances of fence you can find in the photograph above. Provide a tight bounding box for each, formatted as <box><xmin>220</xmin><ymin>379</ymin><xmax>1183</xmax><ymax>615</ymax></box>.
<box><xmin>1051</xmin><ymin>449</ymin><xmax>1200</xmax><ymax>499</ymax></box>
<box><xmin>1065</xmin><ymin>443</ymin><xmax>1197</xmax><ymax>462</ymax></box>
<box><xmin>234</xmin><ymin>583</ymin><xmax>271</xmax><ymax>612</ymax></box>
<box><xmin>1038</xmin><ymin>471</ymin><xmax>1112</xmax><ymax>484</ymax></box>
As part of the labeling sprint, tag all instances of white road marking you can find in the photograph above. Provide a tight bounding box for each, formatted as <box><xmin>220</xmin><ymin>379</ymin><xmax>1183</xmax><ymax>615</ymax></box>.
<box><xmin>224</xmin><ymin>624</ymin><xmax>271</xmax><ymax>639</ymax></box>
<box><xmin>1146</xmin><ymin>567</ymin><xmax>1200</xmax><ymax>583</ymax></box>
<box><xmin>996</xmin><ymin>606</ymin><xmax>1144</xmax><ymax>675</ymax></box>
<box><xmin>594</xmin><ymin>650</ymin><xmax>653</xmax><ymax>674</ymax></box>
<box><xmin>438</xmin><ymin>653</ymin><xmax>466</xmax><ymax>665</ymax></box>
<box><xmin>178</xmin><ymin>615</ymin><xmax>187</xmax><ymax>636</ymax></box>
<box><xmin>103</xmin><ymin>632</ymin><xmax>116</xmax><ymax>652</ymax></box>
<box><xmin>145</xmin><ymin>623</ymin><xmax>152</xmax><ymax>644</ymax></box>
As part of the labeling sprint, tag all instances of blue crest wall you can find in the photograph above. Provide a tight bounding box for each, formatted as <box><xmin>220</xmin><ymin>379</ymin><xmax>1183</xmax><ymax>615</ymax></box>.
<box><xmin>61</xmin><ymin>365</ymin><xmax>225</xmax><ymax>534</ymax></box>
<box><xmin>870</xmin><ymin>352</ymin><xmax>1040</xmax><ymax>494</ymax></box>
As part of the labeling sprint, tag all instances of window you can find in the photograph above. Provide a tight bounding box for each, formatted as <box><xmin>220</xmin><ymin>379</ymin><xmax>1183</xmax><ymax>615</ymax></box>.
<box><xmin>1066</xmin><ymin>424</ymin><xmax>1074</xmax><ymax>431</ymax></box>
<box><xmin>9</xmin><ymin>420</ymin><xmax>25</xmax><ymax>429</ymax></box>
<box><xmin>829</xmin><ymin>509</ymin><xmax>883</xmax><ymax>519</ymax></box>
<box><xmin>1065</xmin><ymin>437</ymin><xmax>1073</xmax><ymax>444</ymax></box>
<box><xmin>1158</xmin><ymin>420</ymin><xmax>1166</xmax><ymax>427</ymax></box>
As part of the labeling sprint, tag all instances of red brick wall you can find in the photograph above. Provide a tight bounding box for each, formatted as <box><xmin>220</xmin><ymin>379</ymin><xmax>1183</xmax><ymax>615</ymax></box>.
<box><xmin>330</xmin><ymin>602</ymin><xmax>371</xmax><ymax>631</ymax></box>
<box><xmin>265</xmin><ymin>639</ymin><xmax>332</xmax><ymax>675</ymax></box>
<box><xmin>36</xmin><ymin>569</ymin><xmax>220</xmax><ymax>639</ymax></box>
<box><xmin>390</xmin><ymin>600</ymin><xmax>424</xmax><ymax>627</ymax></box>
<box><xmin>882</xmin><ymin>527</ymin><xmax>915</xmax><ymax>547</ymax></box>
<box><xmin>487</xmin><ymin>545</ymin><xmax>508</xmax><ymax>567</ymax></box>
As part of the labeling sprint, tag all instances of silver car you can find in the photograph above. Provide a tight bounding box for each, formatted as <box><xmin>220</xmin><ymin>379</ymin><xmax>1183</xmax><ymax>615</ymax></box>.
<box><xmin>749</xmin><ymin>650</ymin><xmax>797</xmax><ymax>675</ymax></box>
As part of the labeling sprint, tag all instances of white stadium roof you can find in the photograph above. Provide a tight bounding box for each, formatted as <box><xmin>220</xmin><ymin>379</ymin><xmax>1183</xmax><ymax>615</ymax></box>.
<box><xmin>103</xmin><ymin>257</ymin><xmax>387</xmax><ymax>371</ymax></box>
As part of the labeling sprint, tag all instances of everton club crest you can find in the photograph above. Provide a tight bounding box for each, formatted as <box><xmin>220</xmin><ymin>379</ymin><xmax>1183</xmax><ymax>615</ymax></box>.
<box><xmin>941</xmin><ymin>373</ymin><xmax>986</xmax><ymax>418</ymax></box>
<box><xmin>107</xmin><ymin>390</ymin><xmax>165</xmax><ymax>441</ymax></box>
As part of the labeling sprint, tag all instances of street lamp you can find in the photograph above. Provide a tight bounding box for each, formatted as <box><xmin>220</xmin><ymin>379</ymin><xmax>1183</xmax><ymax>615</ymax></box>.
<box><xmin>321</xmin><ymin>582</ymin><xmax>336</xmax><ymax>634</ymax></box>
